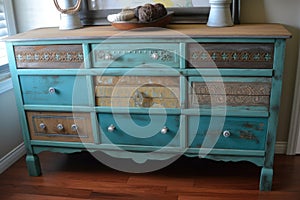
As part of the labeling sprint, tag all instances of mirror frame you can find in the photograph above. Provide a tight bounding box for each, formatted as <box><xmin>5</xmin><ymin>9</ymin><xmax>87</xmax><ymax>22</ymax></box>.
<box><xmin>79</xmin><ymin>0</ymin><xmax>240</xmax><ymax>25</ymax></box>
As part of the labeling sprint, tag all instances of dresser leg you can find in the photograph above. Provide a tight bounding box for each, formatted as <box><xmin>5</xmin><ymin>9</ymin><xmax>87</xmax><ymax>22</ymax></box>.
<box><xmin>26</xmin><ymin>154</ymin><xmax>41</xmax><ymax>176</ymax></box>
<box><xmin>259</xmin><ymin>167</ymin><xmax>273</xmax><ymax>191</ymax></box>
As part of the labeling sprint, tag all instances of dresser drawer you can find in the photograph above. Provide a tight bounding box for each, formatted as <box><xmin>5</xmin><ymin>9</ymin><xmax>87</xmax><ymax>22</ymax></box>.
<box><xmin>95</xmin><ymin>76</ymin><xmax>180</xmax><ymax>108</ymax></box>
<box><xmin>91</xmin><ymin>43</ymin><xmax>180</xmax><ymax>68</ymax></box>
<box><xmin>14</xmin><ymin>45</ymin><xmax>84</xmax><ymax>69</ymax></box>
<box><xmin>189</xmin><ymin>77</ymin><xmax>271</xmax><ymax>108</ymax></box>
<box><xmin>188</xmin><ymin>116</ymin><xmax>267</xmax><ymax>150</ymax></box>
<box><xmin>20</xmin><ymin>75</ymin><xmax>89</xmax><ymax>106</ymax></box>
<box><xmin>188</xmin><ymin>43</ymin><xmax>274</xmax><ymax>68</ymax></box>
<box><xmin>98</xmin><ymin>113</ymin><xmax>180</xmax><ymax>147</ymax></box>
<box><xmin>27</xmin><ymin>112</ymin><xmax>93</xmax><ymax>143</ymax></box>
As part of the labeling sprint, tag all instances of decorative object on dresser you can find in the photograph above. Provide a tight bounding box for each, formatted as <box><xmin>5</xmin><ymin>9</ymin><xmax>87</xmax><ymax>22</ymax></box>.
<box><xmin>207</xmin><ymin>0</ymin><xmax>234</xmax><ymax>27</ymax></box>
<box><xmin>53</xmin><ymin>0</ymin><xmax>83</xmax><ymax>30</ymax></box>
<box><xmin>79</xmin><ymin>0</ymin><xmax>241</xmax><ymax>25</ymax></box>
<box><xmin>4</xmin><ymin>24</ymin><xmax>291</xmax><ymax>191</ymax></box>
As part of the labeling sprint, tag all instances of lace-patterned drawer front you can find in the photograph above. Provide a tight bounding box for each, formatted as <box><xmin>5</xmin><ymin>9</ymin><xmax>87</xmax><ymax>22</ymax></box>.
<box><xmin>14</xmin><ymin>45</ymin><xmax>84</xmax><ymax>68</ymax></box>
<box><xmin>91</xmin><ymin>43</ymin><xmax>180</xmax><ymax>68</ymax></box>
<box><xmin>188</xmin><ymin>43</ymin><xmax>274</xmax><ymax>68</ymax></box>
<box><xmin>27</xmin><ymin>112</ymin><xmax>93</xmax><ymax>143</ymax></box>
<box><xmin>189</xmin><ymin>77</ymin><xmax>272</xmax><ymax>108</ymax></box>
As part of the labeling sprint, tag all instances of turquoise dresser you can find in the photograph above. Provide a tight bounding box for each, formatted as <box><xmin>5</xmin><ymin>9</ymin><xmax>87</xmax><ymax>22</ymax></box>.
<box><xmin>4</xmin><ymin>24</ymin><xmax>291</xmax><ymax>191</ymax></box>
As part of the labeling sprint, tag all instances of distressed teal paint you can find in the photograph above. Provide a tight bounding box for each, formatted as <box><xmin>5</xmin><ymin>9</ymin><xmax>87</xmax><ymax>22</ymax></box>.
<box><xmin>189</xmin><ymin>76</ymin><xmax>272</xmax><ymax>83</ymax></box>
<box><xmin>183</xmin><ymin>107</ymin><xmax>269</xmax><ymax>117</ymax></box>
<box><xmin>179</xmin><ymin>43</ymin><xmax>187</xmax><ymax>69</ymax></box>
<box><xmin>188</xmin><ymin>116</ymin><xmax>268</xmax><ymax>150</ymax></box>
<box><xmin>180</xmin><ymin>69</ymin><xmax>273</xmax><ymax>76</ymax></box>
<box><xmin>96</xmin><ymin>107</ymin><xmax>181</xmax><ymax>115</ymax></box>
<box><xmin>19</xmin><ymin>75</ymin><xmax>89</xmax><ymax>106</ymax></box>
<box><xmin>260</xmin><ymin>39</ymin><xmax>286</xmax><ymax>191</ymax></box>
<box><xmin>98</xmin><ymin>113</ymin><xmax>180</xmax><ymax>147</ymax></box>
<box><xmin>91</xmin><ymin>43</ymin><xmax>180</xmax><ymax>68</ymax></box>
<box><xmin>6</xmin><ymin>42</ymin><xmax>42</xmax><ymax>176</ymax></box>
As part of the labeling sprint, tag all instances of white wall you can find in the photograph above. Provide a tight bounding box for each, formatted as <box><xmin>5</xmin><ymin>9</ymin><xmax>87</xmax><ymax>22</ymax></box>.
<box><xmin>13</xmin><ymin>0</ymin><xmax>60</xmax><ymax>33</ymax></box>
<box><xmin>0</xmin><ymin>89</ymin><xmax>22</xmax><ymax>159</ymax></box>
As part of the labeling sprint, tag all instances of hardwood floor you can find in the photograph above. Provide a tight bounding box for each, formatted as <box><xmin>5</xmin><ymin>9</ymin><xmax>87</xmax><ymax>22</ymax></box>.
<box><xmin>0</xmin><ymin>152</ymin><xmax>299</xmax><ymax>200</ymax></box>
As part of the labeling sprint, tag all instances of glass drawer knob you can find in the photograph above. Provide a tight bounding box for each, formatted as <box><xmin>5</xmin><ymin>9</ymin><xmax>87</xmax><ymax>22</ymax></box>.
<box><xmin>161</xmin><ymin>126</ymin><xmax>168</xmax><ymax>134</ymax></box>
<box><xmin>48</xmin><ymin>87</ymin><xmax>56</xmax><ymax>94</ymax></box>
<box><xmin>151</xmin><ymin>52</ymin><xmax>159</xmax><ymax>60</ymax></box>
<box><xmin>223</xmin><ymin>130</ymin><xmax>231</xmax><ymax>138</ymax></box>
<box><xmin>57</xmin><ymin>123</ymin><xmax>64</xmax><ymax>130</ymax></box>
<box><xmin>108</xmin><ymin>124</ymin><xmax>116</xmax><ymax>132</ymax></box>
<box><xmin>71</xmin><ymin>124</ymin><xmax>78</xmax><ymax>131</ymax></box>
<box><xmin>104</xmin><ymin>53</ymin><xmax>114</xmax><ymax>60</ymax></box>
<box><xmin>39</xmin><ymin>123</ymin><xmax>46</xmax><ymax>129</ymax></box>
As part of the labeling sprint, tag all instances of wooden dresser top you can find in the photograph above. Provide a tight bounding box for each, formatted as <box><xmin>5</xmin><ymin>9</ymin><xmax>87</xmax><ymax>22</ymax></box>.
<box><xmin>4</xmin><ymin>23</ymin><xmax>291</xmax><ymax>41</ymax></box>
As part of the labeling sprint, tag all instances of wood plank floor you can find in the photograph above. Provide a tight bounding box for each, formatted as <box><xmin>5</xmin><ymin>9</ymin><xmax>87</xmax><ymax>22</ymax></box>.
<box><xmin>0</xmin><ymin>152</ymin><xmax>299</xmax><ymax>200</ymax></box>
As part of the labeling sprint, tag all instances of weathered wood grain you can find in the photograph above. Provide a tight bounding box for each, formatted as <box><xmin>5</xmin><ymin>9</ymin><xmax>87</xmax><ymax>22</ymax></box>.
<box><xmin>26</xmin><ymin>112</ymin><xmax>94</xmax><ymax>143</ymax></box>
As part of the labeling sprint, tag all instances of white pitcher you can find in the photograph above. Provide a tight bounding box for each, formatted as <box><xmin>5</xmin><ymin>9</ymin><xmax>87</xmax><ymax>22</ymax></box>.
<box><xmin>207</xmin><ymin>0</ymin><xmax>233</xmax><ymax>27</ymax></box>
<box><xmin>53</xmin><ymin>0</ymin><xmax>82</xmax><ymax>30</ymax></box>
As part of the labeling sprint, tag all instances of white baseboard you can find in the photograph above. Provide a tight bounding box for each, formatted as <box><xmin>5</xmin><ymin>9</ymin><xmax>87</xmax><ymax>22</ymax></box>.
<box><xmin>275</xmin><ymin>141</ymin><xmax>288</xmax><ymax>154</ymax></box>
<box><xmin>0</xmin><ymin>142</ymin><xmax>26</xmax><ymax>174</ymax></box>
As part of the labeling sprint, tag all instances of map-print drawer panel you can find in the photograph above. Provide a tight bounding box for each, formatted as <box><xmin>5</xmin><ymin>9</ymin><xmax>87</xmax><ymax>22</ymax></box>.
<box><xmin>187</xmin><ymin>43</ymin><xmax>274</xmax><ymax>68</ymax></box>
<box><xmin>19</xmin><ymin>75</ymin><xmax>89</xmax><ymax>106</ymax></box>
<box><xmin>14</xmin><ymin>45</ymin><xmax>84</xmax><ymax>68</ymax></box>
<box><xmin>91</xmin><ymin>43</ymin><xmax>180</xmax><ymax>68</ymax></box>
<box><xmin>27</xmin><ymin>111</ymin><xmax>93</xmax><ymax>143</ymax></box>
<box><xmin>95</xmin><ymin>76</ymin><xmax>180</xmax><ymax>108</ymax></box>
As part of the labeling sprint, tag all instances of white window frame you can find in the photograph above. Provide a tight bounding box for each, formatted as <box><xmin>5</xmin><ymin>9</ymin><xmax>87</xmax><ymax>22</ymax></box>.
<box><xmin>0</xmin><ymin>0</ymin><xmax>16</xmax><ymax>94</ymax></box>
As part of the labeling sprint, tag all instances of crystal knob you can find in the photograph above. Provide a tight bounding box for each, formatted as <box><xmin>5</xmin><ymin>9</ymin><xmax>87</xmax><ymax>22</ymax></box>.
<box><xmin>108</xmin><ymin>124</ymin><xmax>116</xmax><ymax>132</ymax></box>
<box><xmin>39</xmin><ymin>123</ymin><xmax>46</xmax><ymax>129</ymax></box>
<box><xmin>223</xmin><ymin>130</ymin><xmax>231</xmax><ymax>138</ymax></box>
<box><xmin>71</xmin><ymin>124</ymin><xmax>78</xmax><ymax>131</ymax></box>
<box><xmin>161</xmin><ymin>126</ymin><xmax>168</xmax><ymax>134</ymax></box>
<box><xmin>57</xmin><ymin>123</ymin><xmax>64</xmax><ymax>130</ymax></box>
<box><xmin>133</xmin><ymin>90</ymin><xmax>145</xmax><ymax>107</ymax></box>
<box><xmin>48</xmin><ymin>87</ymin><xmax>56</xmax><ymax>94</ymax></box>
<box><xmin>151</xmin><ymin>52</ymin><xmax>159</xmax><ymax>60</ymax></box>
<box><xmin>104</xmin><ymin>53</ymin><xmax>114</xmax><ymax>60</ymax></box>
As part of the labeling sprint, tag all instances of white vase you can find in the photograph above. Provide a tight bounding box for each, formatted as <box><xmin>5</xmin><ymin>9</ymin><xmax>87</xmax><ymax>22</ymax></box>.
<box><xmin>55</xmin><ymin>0</ymin><xmax>83</xmax><ymax>30</ymax></box>
<box><xmin>207</xmin><ymin>0</ymin><xmax>233</xmax><ymax>27</ymax></box>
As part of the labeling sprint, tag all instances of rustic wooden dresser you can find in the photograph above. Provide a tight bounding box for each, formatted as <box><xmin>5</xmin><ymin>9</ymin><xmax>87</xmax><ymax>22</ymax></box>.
<box><xmin>5</xmin><ymin>24</ymin><xmax>291</xmax><ymax>191</ymax></box>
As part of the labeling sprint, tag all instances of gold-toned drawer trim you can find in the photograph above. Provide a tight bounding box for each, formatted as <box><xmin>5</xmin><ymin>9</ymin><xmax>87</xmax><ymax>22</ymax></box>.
<box><xmin>27</xmin><ymin>112</ymin><xmax>93</xmax><ymax>143</ymax></box>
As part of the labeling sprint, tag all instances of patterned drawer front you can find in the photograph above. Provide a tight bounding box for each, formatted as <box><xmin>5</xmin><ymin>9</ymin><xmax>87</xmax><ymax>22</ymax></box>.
<box><xmin>27</xmin><ymin>112</ymin><xmax>93</xmax><ymax>143</ymax></box>
<box><xmin>20</xmin><ymin>75</ymin><xmax>89</xmax><ymax>106</ymax></box>
<box><xmin>98</xmin><ymin>113</ymin><xmax>180</xmax><ymax>147</ymax></box>
<box><xmin>188</xmin><ymin>43</ymin><xmax>274</xmax><ymax>68</ymax></box>
<box><xmin>91</xmin><ymin>43</ymin><xmax>180</xmax><ymax>68</ymax></box>
<box><xmin>189</xmin><ymin>78</ymin><xmax>271</xmax><ymax>107</ymax></box>
<box><xmin>14</xmin><ymin>45</ymin><xmax>84</xmax><ymax>68</ymax></box>
<box><xmin>95</xmin><ymin>76</ymin><xmax>180</xmax><ymax>108</ymax></box>
<box><xmin>188</xmin><ymin>116</ymin><xmax>267</xmax><ymax>150</ymax></box>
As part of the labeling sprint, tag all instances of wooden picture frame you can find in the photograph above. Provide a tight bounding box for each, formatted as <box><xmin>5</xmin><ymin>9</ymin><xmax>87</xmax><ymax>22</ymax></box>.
<box><xmin>79</xmin><ymin>0</ymin><xmax>240</xmax><ymax>25</ymax></box>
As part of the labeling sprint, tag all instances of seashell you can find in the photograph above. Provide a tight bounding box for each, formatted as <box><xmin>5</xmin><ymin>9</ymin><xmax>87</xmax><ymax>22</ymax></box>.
<box><xmin>107</xmin><ymin>10</ymin><xmax>135</xmax><ymax>22</ymax></box>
